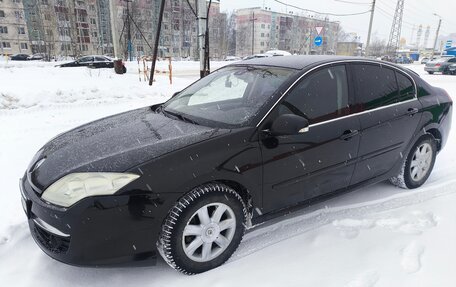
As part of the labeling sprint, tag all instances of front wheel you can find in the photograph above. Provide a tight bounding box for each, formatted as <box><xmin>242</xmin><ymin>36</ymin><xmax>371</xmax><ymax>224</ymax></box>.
<box><xmin>427</xmin><ymin>71</ymin><xmax>434</xmax><ymax>74</ymax></box>
<box><xmin>390</xmin><ymin>135</ymin><xmax>437</xmax><ymax>189</ymax></box>
<box><xmin>157</xmin><ymin>183</ymin><xmax>247</xmax><ymax>274</ymax></box>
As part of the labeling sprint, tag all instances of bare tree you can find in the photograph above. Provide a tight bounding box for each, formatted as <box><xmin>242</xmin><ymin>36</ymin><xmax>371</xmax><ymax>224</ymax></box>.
<box><xmin>369</xmin><ymin>34</ymin><xmax>387</xmax><ymax>57</ymax></box>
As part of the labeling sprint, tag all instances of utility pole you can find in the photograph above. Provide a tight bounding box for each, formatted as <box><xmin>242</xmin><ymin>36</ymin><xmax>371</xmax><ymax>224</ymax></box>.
<box><xmin>197</xmin><ymin>0</ymin><xmax>208</xmax><ymax>78</ymax></box>
<box><xmin>109</xmin><ymin>0</ymin><xmax>119</xmax><ymax>58</ymax></box>
<box><xmin>430</xmin><ymin>14</ymin><xmax>442</xmax><ymax>61</ymax></box>
<box><xmin>149</xmin><ymin>0</ymin><xmax>166</xmax><ymax>85</ymax></box>
<box><xmin>125</xmin><ymin>0</ymin><xmax>133</xmax><ymax>61</ymax></box>
<box><xmin>249</xmin><ymin>11</ymin><xmax>257</xmax><ymax>55</ymax></box>
<box><xmin>365</xmin><ymin>0</ymin><xmax>376</xmax><ymax>55</ymax></box>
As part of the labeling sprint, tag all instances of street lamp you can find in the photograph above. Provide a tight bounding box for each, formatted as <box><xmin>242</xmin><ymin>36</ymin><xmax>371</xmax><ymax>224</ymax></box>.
<box><xmin>430</xmin><ymin>13</ymin><xmax>442</xmax><ymax>60</ymax></box>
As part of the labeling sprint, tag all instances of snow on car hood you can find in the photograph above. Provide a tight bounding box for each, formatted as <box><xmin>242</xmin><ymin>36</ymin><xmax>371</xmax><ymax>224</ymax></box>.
<box><xmin>29</xmin><ymin>107</ymin><xmax>226</xmax><ymax>192</ymax></box>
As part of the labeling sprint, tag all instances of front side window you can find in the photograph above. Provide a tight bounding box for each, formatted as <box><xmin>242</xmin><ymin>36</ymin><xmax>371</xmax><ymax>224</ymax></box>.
<box><xmin>277</xmin><ymin>65</ymin><xmax>349</xmax><ymax>124</ymax></box>
<box><xmin>78</xmin><ymin>56</ymin><xmax>93</xmax><ymax>63</ymax></box>
<box><xmin>163</xmin><ymin>66</ymin><xmax>296</xmax><ymax>128</ymax></box>
<box><xmin>352</xmin><ymin>64</ymin><xmax>398</xmax><ymax>111</ymax></box>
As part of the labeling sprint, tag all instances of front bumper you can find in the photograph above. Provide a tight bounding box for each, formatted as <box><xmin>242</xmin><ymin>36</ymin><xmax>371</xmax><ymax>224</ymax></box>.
<box><xmin>19</xmin><ymin>176</ymin><xmax>179</xmax><ymax>267</ymax></box>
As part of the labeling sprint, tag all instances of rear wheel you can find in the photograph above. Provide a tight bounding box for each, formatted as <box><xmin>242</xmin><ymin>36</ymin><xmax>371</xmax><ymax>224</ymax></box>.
<box><xmin>390</xmin><ymin>135</ymin><xmax>437</xmax><ymax>189</ymax></box>
<box><xmin>157</xmin><ymin>183</ymin><xmax>247</xmax><ymax>274</ymax></box>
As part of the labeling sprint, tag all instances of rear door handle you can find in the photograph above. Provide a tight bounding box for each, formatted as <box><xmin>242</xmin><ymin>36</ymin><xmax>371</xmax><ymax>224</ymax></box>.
<box><xmin>407</xmin><ymin>107</ymin><xmax>419</xmax><ymax>116</ymax></box>
<box><xmin>340</xmin><ymin>129</ymin><xmax>359</xmax><ymax>141</ymax></box>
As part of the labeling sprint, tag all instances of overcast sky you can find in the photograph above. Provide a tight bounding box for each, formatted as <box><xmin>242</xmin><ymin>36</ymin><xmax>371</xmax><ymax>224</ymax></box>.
<box><xmin>220</xmin><ymin>0</ymin><xmax>456</xmax><ymax>45</ymax></box>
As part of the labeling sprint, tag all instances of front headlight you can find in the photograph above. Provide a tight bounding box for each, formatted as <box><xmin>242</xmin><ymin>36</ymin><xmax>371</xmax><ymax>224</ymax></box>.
<box><xmin>41</xmin><ymin>172</ymin><xmax>140</xmax><ymax>207</ymax></box>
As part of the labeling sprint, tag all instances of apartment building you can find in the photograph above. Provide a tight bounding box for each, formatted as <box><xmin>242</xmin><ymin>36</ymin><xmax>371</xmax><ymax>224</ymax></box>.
<box><xmin>0</xmin><ymin>0</ymin><xmax>31</xmax><ymax>55</ymax></box>
<box><xmin>235</xmin><ymin>7</ymin><xmax>340</xmax><ymax>57</ymax></box>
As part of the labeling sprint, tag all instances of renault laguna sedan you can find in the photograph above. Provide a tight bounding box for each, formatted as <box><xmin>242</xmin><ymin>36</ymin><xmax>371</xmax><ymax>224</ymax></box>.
<box><xmin>20</xmin><ymin>56</ymin><xmax>452</xmax><ymax>274</ymax></box>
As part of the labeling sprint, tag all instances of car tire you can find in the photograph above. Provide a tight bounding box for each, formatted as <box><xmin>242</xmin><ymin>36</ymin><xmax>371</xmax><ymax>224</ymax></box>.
<box><xmin>427</xmin><ymin>71</ymin><xmax>434</xmax><ymax>74</ymax></box>
<box><xmin>389</xmin><ymin>135</ymin><xmax>437</xmax><ymax>189</ymax></box>
<box><xmin>157</xmin><ymin>183</ymin><xmax>247</xmax><ymax>274</ymax></box>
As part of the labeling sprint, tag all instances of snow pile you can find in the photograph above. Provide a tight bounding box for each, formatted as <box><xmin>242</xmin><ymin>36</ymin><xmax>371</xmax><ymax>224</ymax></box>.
<box><xmin>0</xmin><ymin>62</ymin><xmax>455</xmax><ymax>286</ymax></box>
<box><xmin>0</xmin><ymin>60</ymin><xmax>198</xmax><ymax>109</ymax></box>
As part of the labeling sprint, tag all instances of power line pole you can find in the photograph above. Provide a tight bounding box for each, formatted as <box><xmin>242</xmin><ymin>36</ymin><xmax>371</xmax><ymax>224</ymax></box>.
<box><xmin>109</xmin><ymin>0</ymin><xmax>119</xmax><ymax>58</ymax></box>
<box><xmin>197</xmin><ymin>0</ymin><xmax>208</xmax><ymax>78</ymax></box>
<box><xmin>125</xmin><ymin>0</ymin><xmax>133</xmax><ymax>61</ymax></box>
<box><xmin>149</xmin><ymin>0</ymin><xmax>166</xmax><ymax>85</ymax></box>
<box><xmin>249</xmin><ymin>11</ymin><xmax>257</xmax><ymax>55</ymax></box>
<box><xmin>430</xmin><ymin>14</ymin><xmax>442</xmax><ymax>61</ymax></box>
<box><xmin>386</xmin><ymin>0</ymin><xmax>405</xmax><ymax>57</ymax></box>
<box><xmin>365</xmin><ymin>0</ymin><xmax>376</xmax><ymax>55</ymax></box>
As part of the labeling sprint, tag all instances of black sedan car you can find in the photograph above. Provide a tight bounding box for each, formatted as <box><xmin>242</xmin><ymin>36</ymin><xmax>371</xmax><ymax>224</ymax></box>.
<box><xmin>20</xmin><ymin>56</ymin><xmax>452</xmax><ymax>274</ymax></box>
<box><xmin>57</xmin><ymin>55</ymin><xmax>115</xmax><ymax>68</ymax></box>
<box><xmin>10</xmin><ymin>54</ymin><xmax>30</xmax><ymax>61</ymax></box>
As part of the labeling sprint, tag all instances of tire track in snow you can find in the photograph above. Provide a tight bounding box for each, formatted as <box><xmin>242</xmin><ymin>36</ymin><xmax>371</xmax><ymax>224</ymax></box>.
<box><xmin>230</xmin><ymin>178</ymin><xmax>456</xmax><ymax>262</ymax></box>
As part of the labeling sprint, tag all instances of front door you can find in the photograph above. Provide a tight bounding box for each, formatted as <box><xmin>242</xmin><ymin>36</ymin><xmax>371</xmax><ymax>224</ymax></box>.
<box><xmin>259</xmin><ymin>65</ymin><xmax>361</xmax><ymax>213</ymax></box>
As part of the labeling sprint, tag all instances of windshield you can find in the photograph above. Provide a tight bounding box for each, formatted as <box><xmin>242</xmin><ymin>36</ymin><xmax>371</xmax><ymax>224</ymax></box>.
<box><xmin>162</xmin><ymin>66</ymin><xmax>295</xmax><ymax>128</ymax></box>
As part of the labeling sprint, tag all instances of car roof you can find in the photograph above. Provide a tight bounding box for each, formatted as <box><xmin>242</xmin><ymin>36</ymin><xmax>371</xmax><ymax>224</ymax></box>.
<box><xmin>231</xmin><ymin>55</ymin><xmax>387</xmax><ymax>70</ymax></box>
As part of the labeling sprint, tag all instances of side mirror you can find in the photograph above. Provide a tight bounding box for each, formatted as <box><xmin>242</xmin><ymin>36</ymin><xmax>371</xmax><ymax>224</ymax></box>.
<box><xmin>171</xmin><ymin>91</ymin><xmax>181</xmax><ymax>98</ymax></box>
<box><xmin>269</xmin><ymin>114</ymin><xmax>309</xmax><ymax>136</ymax></box>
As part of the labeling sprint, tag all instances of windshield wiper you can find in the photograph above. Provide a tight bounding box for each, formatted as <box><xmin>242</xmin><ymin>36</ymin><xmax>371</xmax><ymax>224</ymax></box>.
<box><xmin>161</xmin><ymin>109</ymin><xmax>200</xmax><ymax>125</ymax></box>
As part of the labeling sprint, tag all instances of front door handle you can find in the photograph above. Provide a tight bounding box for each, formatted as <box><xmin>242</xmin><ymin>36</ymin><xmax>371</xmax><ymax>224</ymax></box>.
<box><xmin>407</xmin><ymin>107</ymin><xmax>419</xmax><ymax>116</ymax></box>
<box><xmin>340</xmin><ymin>129</ymin><xmax>359</xmax><ymax>141</ymax></box>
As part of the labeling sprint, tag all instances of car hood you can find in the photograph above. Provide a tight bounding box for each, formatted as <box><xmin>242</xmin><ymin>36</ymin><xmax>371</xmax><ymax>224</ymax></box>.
<box><xmin>29</xmin><ymin>107</ymin><xmax>227</xmax><ymax>192</ymax></box>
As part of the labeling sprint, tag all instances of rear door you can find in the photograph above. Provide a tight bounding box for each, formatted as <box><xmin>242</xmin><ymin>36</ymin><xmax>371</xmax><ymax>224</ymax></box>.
<box><xmin>349</xmin><ymin>63</ymin><xmax>422</xmax><ymax>185</ymax></box>
<box><xmin>260</xmin><ymin>65</ymin><xmax>361</xmax><ymax>212</ymax></box>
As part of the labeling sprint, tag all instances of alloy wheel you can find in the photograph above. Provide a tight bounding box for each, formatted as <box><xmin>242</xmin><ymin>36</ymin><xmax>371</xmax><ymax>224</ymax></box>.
<box><xmin>182</xmin><ymin>203</ymin><xmax>236</xmax><ymax>262</ymax></box>
<box><xmin>410</xmin><ymin>143</ymin><xmax>433</xmax><ymax>182</ymax></box>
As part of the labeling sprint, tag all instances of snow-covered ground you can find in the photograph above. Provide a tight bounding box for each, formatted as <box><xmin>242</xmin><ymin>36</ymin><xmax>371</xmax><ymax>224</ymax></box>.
<box><xmin>0</xmin><ymin>60</ymin><xmax>455</xmax><ymax>287</ymax></box>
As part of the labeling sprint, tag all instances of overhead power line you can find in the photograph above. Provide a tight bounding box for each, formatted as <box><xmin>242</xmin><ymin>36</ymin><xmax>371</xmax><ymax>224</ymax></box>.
<box><xmin>272</xmin><ymin>0</ymin><xmax>372</xmax><ymax>17</ymax></box>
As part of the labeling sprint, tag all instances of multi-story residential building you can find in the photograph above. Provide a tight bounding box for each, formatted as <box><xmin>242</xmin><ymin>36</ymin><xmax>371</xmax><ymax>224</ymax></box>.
<box><xmin>0</xmin><ymin>0</ymin><xmax>31</xmax><ymax>55</ymax></box>
<box><xmin>235</xmin><ymin>7</ymin><xmax>340</xmax><ymax>57</ymax></box>
<box><xmin>22</xmin><ymin>0</ymin><xmax>102</xmax><ymax>58</ymax></box>
<box><xmin>113</xmin><ymin>0</ymin><xmax>226</xmax><ymax>60</ymax></box>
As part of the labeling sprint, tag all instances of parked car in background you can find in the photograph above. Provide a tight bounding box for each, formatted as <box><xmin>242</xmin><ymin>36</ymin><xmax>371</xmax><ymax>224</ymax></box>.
<box><xmin>265</xmin><ymin>50</ymin><xmax>292</xmax><ymax>56</ymax></box>
<box><xmin>449</xmin><ymin>63</ymin><xmax>456</xmax><ymax>75</ymax></box>
<box><xmin>242</xmin><ymin>54</ymin><xmax>271</xmax><ymax>60</ymax></box>
<box><xmin>424</xmin><ymin>57</ymin><xmax>456</xmax><ymax>74</ymax></box>
<box><xmin>57</xmin><ymin>55</ymin><xmax>115</xmax><ymax>69</ymax></box>
<box><xmin>27</xmin><ymin>53</ymin><xmax>45</xmax><ymax>61</ymax></box>
<box><xmin>224</xmin><ymin>56</ymin><xmax>242</xmax><ymax>61</ymax></box>
<box><xmin>395</xmin><ymin>56</ymin><xmax>412</xmax><ymax>64</ymax></box>
<box><xmin>20</xmin><ymin>56</ymin><xmax>452</xmax><ymax>274</ymax></box>
<box><xmin>380</xmin><ymin>55</ymin><xmax>394</xmax><ymax>62</ymax></box>
<box><xmin>10</xmin><ymin>54</ymin><xmax>30</xmax><ymax>61</ymax></box>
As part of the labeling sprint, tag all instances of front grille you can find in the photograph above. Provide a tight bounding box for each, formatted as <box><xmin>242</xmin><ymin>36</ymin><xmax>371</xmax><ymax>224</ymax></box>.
<box><xmin>33</xmin><ymin>222</ymin><xmax>70</xmax><ymax>254</ymax></box>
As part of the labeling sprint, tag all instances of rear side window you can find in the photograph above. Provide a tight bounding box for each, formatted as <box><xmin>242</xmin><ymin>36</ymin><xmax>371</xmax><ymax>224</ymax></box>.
<box><xmin>396</xmin><ymin>72</ymin><xmax>415</xmax><ymax>102</ymax></box>
<box><xmin>352</xmin><ymin>64</ymin><xmax>398</xmax><ymax>111</ymax></box>
<box><xmin>278</xmin><ymin>65</ymin><xmax>349</xmax><ymax>124</ymax></box>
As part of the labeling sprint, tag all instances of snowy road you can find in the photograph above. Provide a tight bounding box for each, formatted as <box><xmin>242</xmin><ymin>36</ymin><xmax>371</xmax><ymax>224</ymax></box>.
<box><xmin>0</xmin><ymin>61</ymin><xmax>455</xmax><ymax>286</ymax></box>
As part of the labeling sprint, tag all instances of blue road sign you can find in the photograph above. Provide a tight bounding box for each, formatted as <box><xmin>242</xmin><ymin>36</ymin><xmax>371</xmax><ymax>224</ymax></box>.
<box><xmin>314</xmin><ymin>36</ymin><xmax>323</xmax><ymax>47</ymax></box>
<box><xmin>446</xmin><ymin>40</ymin><xmax>453</xmax><ymax>49</ymax></box>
